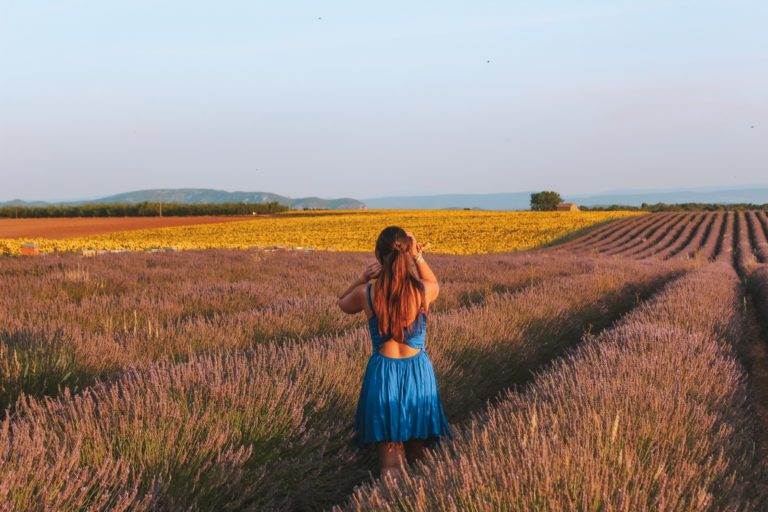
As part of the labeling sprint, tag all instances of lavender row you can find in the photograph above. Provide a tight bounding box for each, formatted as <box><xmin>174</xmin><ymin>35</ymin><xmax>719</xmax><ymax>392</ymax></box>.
<box><xmin>0</xmin><ymin>257</ymin><xmax>683</xmax><ymax>511</ymax></box>
<box><xmin>618</xmin><ymin>212</ymin><xmax>687</xmax><ymax>258</ymax></box>
<box><xmin>343</xmin><ymin>263</ymin><xmax>764</xmax><ymax>511</ymax></box>
<box><xmin>0</xmin><ymin>250</ymin><xmax>598</xmax><ymax>412</ymax></box>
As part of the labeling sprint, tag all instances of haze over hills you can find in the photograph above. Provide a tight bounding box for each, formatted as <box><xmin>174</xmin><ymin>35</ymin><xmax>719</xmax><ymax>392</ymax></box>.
<box><xmin>363</xmin><ymin>186</ymin><xmax>768</xmax><ymax>209</ymax></box>
<box><xmin>569</xmin><ymin>187</ymin><xmax>768</xmax><ymax>207</ymax></box>
<box><xmin>0</xmin><ymin>189</ymin><xmax>365</xmax><ymax>210</ymax></box>
<box><xmin>362</xmin><ymin>192</ymin><xmax>533</xmax><ymax>210</ymax></box>
<box><xmin>4</xmin><ymin>186</ymin><xmax>768</xmax><ymax>212</ymax></box>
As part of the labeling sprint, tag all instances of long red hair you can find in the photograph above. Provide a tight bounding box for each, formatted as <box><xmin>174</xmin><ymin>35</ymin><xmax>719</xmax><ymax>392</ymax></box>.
<box><xmin>371</xmin><ymin>226</ymin><xmax>425</xmax><ymax>342</ymax></box>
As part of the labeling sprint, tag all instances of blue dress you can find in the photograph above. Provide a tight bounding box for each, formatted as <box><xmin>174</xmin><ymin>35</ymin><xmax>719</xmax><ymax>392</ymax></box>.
<box><xmin>353</xmin><ymin>282</ymin><xmax>452</xmax><ymax>447</ymax></box>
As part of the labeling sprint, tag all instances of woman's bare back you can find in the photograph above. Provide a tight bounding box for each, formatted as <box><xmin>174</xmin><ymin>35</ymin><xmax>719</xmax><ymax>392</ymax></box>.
<box><xmin>365</xmin><ymin>285</ymin><xmax>424</xmax><ymax>359</ymax></box>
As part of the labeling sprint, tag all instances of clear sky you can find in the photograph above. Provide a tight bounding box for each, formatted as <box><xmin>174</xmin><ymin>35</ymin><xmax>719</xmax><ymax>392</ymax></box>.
<box><xmin>1</xmin><ymin>0</ymin><xmax>766</xmax><ymax>201</ymax></box>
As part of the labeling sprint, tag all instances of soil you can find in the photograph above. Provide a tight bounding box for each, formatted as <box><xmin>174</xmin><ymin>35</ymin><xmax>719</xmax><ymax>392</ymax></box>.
<box><xmin>0</xmin><ymin>216</ymin><xmax>253</xmax><ymax>239</ymax></box>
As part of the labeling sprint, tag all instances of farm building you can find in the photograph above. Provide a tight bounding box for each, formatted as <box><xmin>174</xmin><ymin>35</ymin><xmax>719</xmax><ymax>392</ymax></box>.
<box><xmin>556</xmin><ymin>202</ymin><xmax>580</xmax><ymax>212</ymax></box>
<box><xmin>20</xmin><ymin>242</ymin><xmax>39</xmax><ymax>256</ymax></box>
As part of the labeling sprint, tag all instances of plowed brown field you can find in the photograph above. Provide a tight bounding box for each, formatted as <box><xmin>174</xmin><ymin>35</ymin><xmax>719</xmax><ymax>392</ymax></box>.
<box><xmin>0</xmin><ymin>216</ymin><xmax>252</xmax><ymax>239</ymax></box>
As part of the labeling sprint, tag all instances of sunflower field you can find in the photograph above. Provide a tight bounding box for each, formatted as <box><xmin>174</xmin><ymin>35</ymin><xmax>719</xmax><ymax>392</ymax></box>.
<box><xmin>0</xmin><ymin>210</ymin><xmax>641</xmax><ymax>256</ymax></box>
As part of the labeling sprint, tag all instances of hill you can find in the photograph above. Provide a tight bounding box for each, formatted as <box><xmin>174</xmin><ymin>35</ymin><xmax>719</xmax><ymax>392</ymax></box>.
<box><xmin>0</xmin><ymin>189</ymin><xmax>365</xmax><ymax>210</ymax></box>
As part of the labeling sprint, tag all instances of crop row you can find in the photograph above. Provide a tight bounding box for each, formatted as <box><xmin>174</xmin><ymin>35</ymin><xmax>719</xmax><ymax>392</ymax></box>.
<box><xmin>557</xmin><ymin>212</ymin><xmax>657</xmax><ymax>252</ymax></box>
<box><xmin>0</xmin><ymin>250</ymin><xmax>603</xmax><ymax>413</ymax></box>
<box><xmin>564</xmin><ymin>211</ymin><xmax>768</xmax><ymax>267</ymax></box>
<box><xmin>343</xmin><ymin>262</ymin><xmax>765</xmax><ymax>511</ymax></box>
<box><xmin>0</xmin><ymin>257</ymin><xmax>682</xmax><ymax>511</ymax></box>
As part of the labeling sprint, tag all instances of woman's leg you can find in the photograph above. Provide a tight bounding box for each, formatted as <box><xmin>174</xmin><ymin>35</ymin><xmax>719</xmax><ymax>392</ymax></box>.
<box><xmin>404</xmin><ymin>438</ymin><xmax>428</xmax><ymax>466</ymax></box>
<box><xmin>377</xmin><ymin>441</ymin><xmax>406</xmax><ymax>480</ymax></box>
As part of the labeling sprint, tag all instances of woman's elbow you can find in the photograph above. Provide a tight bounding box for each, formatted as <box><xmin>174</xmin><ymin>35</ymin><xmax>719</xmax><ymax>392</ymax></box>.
<box><xmin>337</xmin><ymin>297</ymin><xmax>355</xmax><ymax>314</ymax></box>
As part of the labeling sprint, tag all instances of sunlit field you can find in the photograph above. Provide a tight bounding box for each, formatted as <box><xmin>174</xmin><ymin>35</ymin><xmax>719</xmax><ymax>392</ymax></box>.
<box><xmin>3</xmin><ymin>211</ymin><xmax>768</xmax><ymax>510</ymax></box>
<box><xmin>0</xmin><ymin>209</ymin><xmax>641</xmax><ymax>255</ymax></box>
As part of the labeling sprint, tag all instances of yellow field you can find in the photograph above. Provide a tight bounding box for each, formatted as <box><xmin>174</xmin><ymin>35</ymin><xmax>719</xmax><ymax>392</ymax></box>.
<box><xmin>0</xmin><ymin>210</ymin><xmax>642</xmax><ymax>256</ymax></box>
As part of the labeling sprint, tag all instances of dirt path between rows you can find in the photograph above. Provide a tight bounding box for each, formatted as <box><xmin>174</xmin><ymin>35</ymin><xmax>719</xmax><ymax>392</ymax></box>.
<box><xmin>728</xmin><ymin>222</ymin><xmax>768</xmax><ymax>483</ymax></box>
<box><xmin>737</xmin><ymin>295</ymin><xmax>768</xmax><ymax>464</ymax></box>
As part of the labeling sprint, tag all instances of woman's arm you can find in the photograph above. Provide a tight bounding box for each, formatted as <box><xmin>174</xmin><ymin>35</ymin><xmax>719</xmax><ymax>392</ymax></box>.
<box><xmin>406</xmin><ymin>233</ymin><xmax>439</xmax><ymax>305</ymax></box>
<box><xmin>338</xmin><ymin>261</ymin><xmax>381</xmax><ymax>314</ymax></box>
<box><xmin>414</xmin><ymin>254</ymin><xmax>439</xmax><ymax>305</ymax></box>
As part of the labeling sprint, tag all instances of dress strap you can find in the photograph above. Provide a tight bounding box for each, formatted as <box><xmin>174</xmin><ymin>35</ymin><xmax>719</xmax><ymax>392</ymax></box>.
<box><xmin>366</xmin><ymin>282</ymin><xmax>374</xmax><ymax>313</ymax></box>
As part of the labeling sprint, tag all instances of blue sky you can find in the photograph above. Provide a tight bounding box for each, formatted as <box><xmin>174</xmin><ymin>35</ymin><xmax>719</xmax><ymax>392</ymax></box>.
<box><xmin>1</xmin><ymin>0</ymin><xmax>766</xmax><ymax>201</ymax></box>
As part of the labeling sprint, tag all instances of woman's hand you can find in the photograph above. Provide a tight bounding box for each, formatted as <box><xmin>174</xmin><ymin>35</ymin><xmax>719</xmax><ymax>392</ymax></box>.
<box><xmin>405</xmin><ymin>231</ymin><xmax>424</xmax><ymax>259</ymax></box>
<box><xmin>359</xmin><ymin>261</ymin><xmax>381</xmax><ymax>284</ymax></box>
<box><xmin>338</xmin><ymin>262</ymin><xmax>380</xmax><ymax>313</ymax></box>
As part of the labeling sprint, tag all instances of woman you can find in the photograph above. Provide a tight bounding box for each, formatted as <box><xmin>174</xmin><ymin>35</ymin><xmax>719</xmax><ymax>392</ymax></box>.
<box><xmin>337</xmin><ymin>226</ymin><xmax>452</xmax><ymax>480</ymax></box>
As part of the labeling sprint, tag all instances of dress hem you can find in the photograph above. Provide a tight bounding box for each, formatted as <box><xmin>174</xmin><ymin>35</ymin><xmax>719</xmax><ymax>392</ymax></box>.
<box><xmin>353</xmin><ymin>431</ymin><xmax>451</xmax><ymax>449</ymax></box>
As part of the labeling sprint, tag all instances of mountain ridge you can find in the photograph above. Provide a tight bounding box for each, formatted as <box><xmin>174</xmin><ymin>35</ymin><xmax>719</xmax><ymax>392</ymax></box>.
<box><xmin>0</xmin><ymin>188</ymin><xmax>365</xmax><ymax>210</ymax></box>
<box><xmin>5</xmin><ymin>186</ymin><xmax>768</xmax><ymax>211</ymax></box>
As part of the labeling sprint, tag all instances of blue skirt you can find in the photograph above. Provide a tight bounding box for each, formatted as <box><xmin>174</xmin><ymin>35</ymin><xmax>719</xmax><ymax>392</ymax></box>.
<box><xmin>353</xmin><ymin>349</ymin><xmax>452</xmax><ymax>447</ymax></box>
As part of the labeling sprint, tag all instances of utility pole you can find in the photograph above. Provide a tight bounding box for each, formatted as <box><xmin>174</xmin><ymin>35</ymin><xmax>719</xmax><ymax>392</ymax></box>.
<box><xmin>159</xmin><ymin>196</ymin><xmax>163</xmax><ymax>217</ymax></box>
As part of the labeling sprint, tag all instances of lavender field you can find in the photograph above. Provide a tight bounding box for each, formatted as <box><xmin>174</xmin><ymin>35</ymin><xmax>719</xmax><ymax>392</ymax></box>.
<box><xmin>3</xmin><ymin>212</ymin><xmax>768</xmax><ymax>510</ymax></box>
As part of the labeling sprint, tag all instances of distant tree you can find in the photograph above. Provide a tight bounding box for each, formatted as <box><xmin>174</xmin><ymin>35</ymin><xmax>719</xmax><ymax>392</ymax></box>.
<box><xmin>530</xmin><ymin>191</ymin><xmax>563</xmax><ymax>211</ymax></box>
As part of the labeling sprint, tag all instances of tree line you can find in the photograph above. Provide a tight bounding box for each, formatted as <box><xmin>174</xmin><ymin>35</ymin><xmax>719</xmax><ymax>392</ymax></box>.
<box><xmin>0</xmin><ymin>201</ymin><xmax>288</xmax><ymax>218</ymax></box>
<box><xmin>530</xmin><ymin>191</ymin><xmax>768</xmax><ymax>212</ymax></box>
<box><xmin>580</xmin><ymin>202</ymin><xmax>768</xmax><ymax>212</ymax></box>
